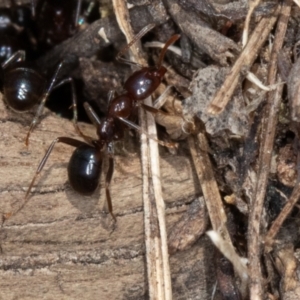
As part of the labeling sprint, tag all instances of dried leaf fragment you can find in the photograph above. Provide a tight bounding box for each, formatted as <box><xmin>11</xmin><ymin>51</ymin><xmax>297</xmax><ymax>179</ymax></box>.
<box><xmin>183</xmin><ymin>66</ymin><xmax>249</xmax><ymax>136</ymax></box>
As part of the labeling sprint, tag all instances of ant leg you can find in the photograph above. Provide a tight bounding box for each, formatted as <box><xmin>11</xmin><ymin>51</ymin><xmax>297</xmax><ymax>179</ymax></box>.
<box><xmin>83</xmin><ymin>102</ymin><xmax>101</xmax><ymax>127</ymax></box>
<box><xmin>26</xmin><ymin>137</ymin><xmax>87</xmax><ymax>199</ymax></box>
<box><xmin>105</xmin><ymin>142</ymin><xmax>116</xmax><ymax>221</ymax></box>
<box><xmin>52</xmin><ymin>78</ymin><xmax>79</xmax><ymax>124</ymax></box>
<box><xmin>116</xmin><ymin>23</ymin><xmax>155</xmax><ymax>68</ymax></box>
<box><xmin>52</xmin><ymin>78</ymin><xmax>94</xmax><ymax>144</ymax></box>
<box><xmin>25</xmin><ymin>61</ymin><xmax>64</xmax><ymax>146</ymax></box>
<box><xmin>1</xmin><ymin>50</ymin><xmax>25</xmax><ymax>69</ymax></box>
<box><xmin>117</xmin><ymin>117</ymin><xmax>178</xmax><ymax>149</ymax></box>
<box><xmin>77</xmin><ymin>0</ymin><xmax>97</xmax><ymax>27</ymax></box>
<box><xmin>4</xmin><ymin>137</ymin><xmax>89</xmax><ymax>221</ymax></box>
<box><xmin>52</xmin><ymin>77</ymin><xmax>75</xmax><ymax>91</ymax></box>
<box><xmin>74</xmin><ymin>0</ymin><xmax>83</xmax><ymax>27</ymax></box>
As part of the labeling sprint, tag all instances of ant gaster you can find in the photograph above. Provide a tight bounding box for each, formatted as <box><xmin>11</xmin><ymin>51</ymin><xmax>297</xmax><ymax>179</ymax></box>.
<box><xmin>0</xmin><ymin>50</ymin><xmax>75</xmax><ymax>146</ymax></box>
<box><xmin>22</xmin><ymin>24</ymin><xmax>180</xmax><ymax>221</ymax></box>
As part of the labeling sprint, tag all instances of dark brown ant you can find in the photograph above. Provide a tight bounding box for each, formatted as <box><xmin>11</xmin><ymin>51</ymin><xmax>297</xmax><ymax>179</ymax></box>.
<box><xmin>21</xmin><ymin>24</ymin><xmax>180</xmax><ymax>222</ymax></box>
<box><xmin>0</xmin><ymin>50</ymin><xmax>76</xmax><ymax>146</ymax></box>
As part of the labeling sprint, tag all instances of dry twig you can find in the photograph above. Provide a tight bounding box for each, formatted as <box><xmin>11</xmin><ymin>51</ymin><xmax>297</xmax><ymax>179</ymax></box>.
<box><xmin>265</xmin><ymin>183</ymin><xmax>300</xmax><ymax>252</ymax></box>
<box><xmin>207</xmin><ymin>6</ymin><xmax>280</xmax><ymax>115</ymax></box>
<box><xmin>294</xmin><ymin>0</ymin><xmax>300</xmax><ymax>8</ymax></box>
<box><xmin>188</xmin><ymin>130</ymin><xmax>248</xmax><ymax>292</ymax></box>
<box><xmin>247</xmin><ymin>2</ymin><xmax>292</xmax><ymax>299</ymax></box>
<box><xmin>112</xmin><ymin>1</ymin><xmax>172</xmax><ymax>299</ymax></box>
<box><xmin>242</xmin><ymin>0</ymin><xmax>262</xmax><ymax>47</ymax></box>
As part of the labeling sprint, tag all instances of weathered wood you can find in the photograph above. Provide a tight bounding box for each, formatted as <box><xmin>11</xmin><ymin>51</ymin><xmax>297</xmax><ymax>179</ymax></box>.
<box><xmin>0</xmin><ymin>97</ymin><xmax>216</xmax><ymax>299</ymax></box>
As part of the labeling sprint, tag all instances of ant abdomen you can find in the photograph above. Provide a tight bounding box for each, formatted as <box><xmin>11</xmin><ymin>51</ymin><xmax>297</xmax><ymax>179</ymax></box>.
<box><xmin>2</xmin><ymin>64</ymin><xmax>46</xmax><ymax>111</ymax></box>
<box><xmin>124</xmin><ymin>66</ymin><xmax>167</xmax><ymax>100</ymax></box>
<box><xmin>68</xmin><ymin>144</ymin><xmax>103</xmax><ymax>195</ymax></box>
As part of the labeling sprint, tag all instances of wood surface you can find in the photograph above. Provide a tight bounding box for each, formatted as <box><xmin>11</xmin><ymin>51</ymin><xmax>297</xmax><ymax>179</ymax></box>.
<box><xmin>0</xmin><ymin>96</ymin><xmax>216</xmax><ymax>299</ymax></box>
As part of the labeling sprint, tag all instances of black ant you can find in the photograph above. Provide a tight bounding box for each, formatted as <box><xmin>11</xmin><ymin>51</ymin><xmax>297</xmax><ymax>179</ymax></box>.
<box><xmin>0</xmin><ymin>1</ymin><xmax>98</xmax><ymax>146</ymax></box>
<box><xmin>32</xmin><ymin>0</ymin><xmax>99</xmax><ymax>52</ymax></box>
<box><xmin>0</xmin><ymin>0</ymin><xmax>98</xmax><ymax>61</ymax></box>
<box><xmin>0</xmin><ymin>0</ymin><xmax>35</xmax><ymax>63</ymax></box>
<box><xmin>0</xmin><ymin>50</ymin><xmax>76</xmax><ymax>146</ymax></box>
<box><xmin>20</xmin><ymin>24</ymin><xmax>180</xmax><ymax>222</ymax></box>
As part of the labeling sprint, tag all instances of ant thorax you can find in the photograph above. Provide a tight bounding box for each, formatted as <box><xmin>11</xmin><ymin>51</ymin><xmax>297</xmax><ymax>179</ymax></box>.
<box><xmin>96</xmin><ymin>117</ymin><xmax>124</xmax><ymax>145</ymax></box>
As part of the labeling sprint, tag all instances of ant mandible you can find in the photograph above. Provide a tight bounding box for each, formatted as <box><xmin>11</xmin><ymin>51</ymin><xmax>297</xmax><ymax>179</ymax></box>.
<box><xmin>0</xmin><ymin>50</ymin><xmax>76</xmax><ymax>146</ymax></box>
<box><xmin>22</xmin><ymin>24</ymin><xmax>180</xmax><ymax>221</ymax></box>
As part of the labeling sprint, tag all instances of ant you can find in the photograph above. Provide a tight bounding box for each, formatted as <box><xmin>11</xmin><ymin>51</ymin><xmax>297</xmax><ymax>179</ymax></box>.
<box><xmin>0</xmin><ymin>1</ymin><xmax>97</xmax><ymax>145</ymax></box>
<box><xmin>32</xmin><ymin>0</ymin><xmax>99</xmax><ymax>52</ymax></box>
<box><xmin>0</xmin><ymin>50</ymin><xmax>76</xmax><ymax>146</ymax></box>
<box><xmin>0</xmin><ymin>0</ymin><xmax>35</xmax><ymax>63</ymax></box>
<box><xmin>0</xmin><ymin>0</ymin><xmax>98</xmax><ymax>61</ymax></box>
<box><xmin>0</xmin><ymin>1</ymin><xmax>100</xmax><ymax>146</ymax></box>
<box><xmin>21</xmin><ymin>24</ymin><xmax>180</xmax><ymax>222</ymax></box>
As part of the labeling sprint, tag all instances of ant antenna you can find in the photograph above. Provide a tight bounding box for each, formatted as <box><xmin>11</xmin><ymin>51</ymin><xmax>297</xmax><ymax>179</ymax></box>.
<box><xmin>25</xmin><ymin>60</ymin><xmax>64</xmax><ymax>146</ymax></box>
<box><xmin>157</xmin><ymin>34</ymin><xmax>181</xmax><ymax>68</ymax></box>
<box><xmin>116</xmin><ymin>23</ymin><xmax>156</xmax><ymax>67</ymax></box>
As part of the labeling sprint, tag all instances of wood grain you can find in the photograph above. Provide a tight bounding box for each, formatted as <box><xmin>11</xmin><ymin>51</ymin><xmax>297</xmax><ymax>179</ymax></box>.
<box><xmin>0</xmin><ymin>96</ymin><xmax>216</xmax><ymax>299</ymax></box>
